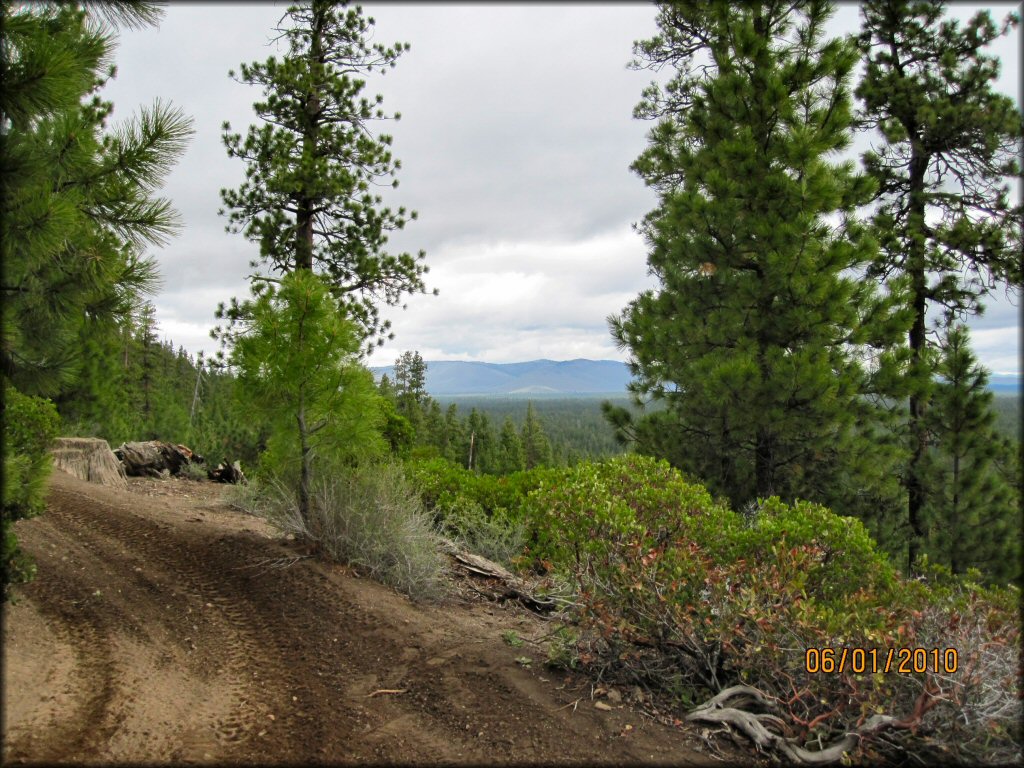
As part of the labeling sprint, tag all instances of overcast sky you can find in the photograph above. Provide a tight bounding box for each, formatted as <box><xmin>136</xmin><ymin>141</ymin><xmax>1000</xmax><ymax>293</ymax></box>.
<box><xmin>98</xmin><ymin>2</ymin><xmax>1021</xmax><ymax>374</ymax></box>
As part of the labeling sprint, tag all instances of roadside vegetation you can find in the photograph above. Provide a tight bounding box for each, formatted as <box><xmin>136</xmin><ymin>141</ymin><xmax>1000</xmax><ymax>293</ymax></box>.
<box><xmin>4</xmin><ymin>1</ymin><xmax>1020</xmax><ymax>765</ymax></box>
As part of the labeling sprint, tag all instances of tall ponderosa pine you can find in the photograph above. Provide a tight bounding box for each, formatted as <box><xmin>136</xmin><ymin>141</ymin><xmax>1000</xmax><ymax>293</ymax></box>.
<box><xmin>1</xmin><ymin>2</ymin><xmax>192</xmax><ymax>396</ymax></box>
<box><xmin>924</xmin><ymin>326</ymin><xmax>1020</xmax><ymax>585</ymax></box>
<box><xmin>393</xmin><ymin>350</ymin><xmax>428</xmax><ymax>437</ymax></box>
<box><xmin>856</xmin><ymin>0</ymin><xmax>1023</xmax><ymax>571</ymax></box>
<box><xmin>218</xmin><ymin>0</ymin><xmax>433</xmax><ymax>350</ymax></box>
<box><xmin>1</xmin><ymin>1</ymin><xmax>191</xmax><ymax>597</ymax></box>
<box><xmin>608</xmin><ymin>1</ymin><xmax>903</xmax><ymax>512</ymax></box>
<box><xmin>466</xmin><ymin>408</ymin><xmax>497</xmax><ymax>473</ymax></box>
<box><xmin>496</xmin><ymin>417</ymin><xmax>525</xmax><ymax>475</ymax></box>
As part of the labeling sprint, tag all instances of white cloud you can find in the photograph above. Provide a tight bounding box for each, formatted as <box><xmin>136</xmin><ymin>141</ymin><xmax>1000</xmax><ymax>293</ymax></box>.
<box><xmin>92</xmin><ymin>3</ymin><xmax>1018</xmax><ymax>376</ymax></box>
<box><xmin>374</xmin><ymin>228</ymin><xmax>654</xmax><ymax>363</ymax></box>
<box><xmin>967</xmin><ymin>327</ymin><xmax>1021</xmax><ymax>376</ymax></box>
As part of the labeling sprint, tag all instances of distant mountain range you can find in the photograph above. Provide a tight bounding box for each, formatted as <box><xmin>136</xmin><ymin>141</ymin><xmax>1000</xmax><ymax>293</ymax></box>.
<box><xmin>370</xmin><ymin>359</ymin><xmax>632</xmax><ymax>395</ymax></box>
<box><xmin>369</xmin><ymin>359</ymin><xmax>1021</xmax><ymax>397</ymax></box>
<box><xmin>988</xmin><ymin>374</ymin><xmax>1021</xmax><ymax>394</ymax></box>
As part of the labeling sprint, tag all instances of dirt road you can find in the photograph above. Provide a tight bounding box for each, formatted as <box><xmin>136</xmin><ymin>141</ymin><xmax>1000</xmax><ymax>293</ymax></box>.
<box><xmin>3</xmin><ymin>470</ymin><xmax>729</xmax><ymax>765</ymax></box>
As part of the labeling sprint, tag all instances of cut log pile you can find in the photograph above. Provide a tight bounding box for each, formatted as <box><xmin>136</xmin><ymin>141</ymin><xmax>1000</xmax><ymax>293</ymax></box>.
<box><xmin>110</xmin><ymin>440</ymin><xmax>246</xmax><ymax>484</ymax></box>
<box><xmin>115</xmin><ymin>441</ymin><xmax>203</xmax><ymax>478</ymax></box>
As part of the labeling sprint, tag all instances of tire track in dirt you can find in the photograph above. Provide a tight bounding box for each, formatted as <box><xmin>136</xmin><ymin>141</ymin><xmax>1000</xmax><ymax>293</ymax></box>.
<box><xmin>31</xmin><ymin>480</ymin><xmax>366</xmax><ymax>762</ymax></box>
<box><xmin>41</xmin><ymin>486</ymin><xmax>276</xmax><ymax>757</ymax></box>
<box><xmin>2</xmin><ymin>527</ymin><xmax>123</xmax><ymax>763</ymax></box>
<box><xmin>4</xmin><ymin>472</ymin><xmax>727</xmax><ymax>765</ymax></box>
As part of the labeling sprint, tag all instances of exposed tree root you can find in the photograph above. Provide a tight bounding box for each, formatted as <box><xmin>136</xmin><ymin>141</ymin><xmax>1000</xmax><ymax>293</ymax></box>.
<box><xmin>685</xmin><ymin>685</ymin><xmax>906</xmax><ymax>765</ymax></box>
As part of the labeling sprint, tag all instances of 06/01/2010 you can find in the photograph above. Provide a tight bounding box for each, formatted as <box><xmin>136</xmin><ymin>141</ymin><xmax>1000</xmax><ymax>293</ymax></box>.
<box><xmin>805</xmin><ymin>647</ymin><xmax>958</xmax><ymax>674</ymax></box>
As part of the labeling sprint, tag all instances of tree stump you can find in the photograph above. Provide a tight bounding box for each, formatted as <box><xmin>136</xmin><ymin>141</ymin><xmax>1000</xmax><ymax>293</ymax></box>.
<box><xmin>51</xmin><ymin>437</ymin><xmax>128</xmax><ymax>489</ymax></box>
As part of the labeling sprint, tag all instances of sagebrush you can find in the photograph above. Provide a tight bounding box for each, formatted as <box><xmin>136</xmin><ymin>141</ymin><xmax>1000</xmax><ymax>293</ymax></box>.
<box><xmin>257</xmin><ymin>462</ymin><xmax>446</xmax><ymax>602</ymax></box>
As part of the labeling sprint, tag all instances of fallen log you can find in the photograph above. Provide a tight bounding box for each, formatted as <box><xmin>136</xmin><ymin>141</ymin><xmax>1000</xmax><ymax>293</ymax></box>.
<box><xmin>114</xmin><ymin>441</ymin><xmax>204</xmax><ymax>478</ymax></box>
<box><xmin>443</xmin><ymin>541</ymin><xmax>556</xmax><ymax>614</ymax></box>
<box><xmin>51</xmin><ymin>437</ymin><xmax>128</xmax><ymax>489</ymax></box>
<box><xmin>208</xmin><ymin>460</ymin><xmax>246</xmax><ymax>485</ymax></box>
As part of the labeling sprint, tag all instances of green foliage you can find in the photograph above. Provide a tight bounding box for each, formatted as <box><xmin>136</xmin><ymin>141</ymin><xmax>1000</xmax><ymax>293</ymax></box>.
<box><xmin>405</xmin><ymin>456</ymin><xmax>561</xmax><ymax>566</ymax></box>
<box><xmin>2</xmin><ymin>386</ymin><xmax>60</xmax><ymax>596</ymax></box>
<box><xmin>432</xmin><ymin>492</ymin><xmax>524</xmax><ymax>566</ymax></box>
<box><xmin>520</xmin><ymin>402</ymin><xmax>552</xmax><ymax>470</ymax></box>
<box><xmin>393</xmin><ymin>351</ymin><xmax>428</xmax><ymax>433</ymax></box>
<box><xmin>2</xmin><ymin>2</ymin><xmax>192</xmax><ymax>396</ymax></box>
<box><xmin>495</xmin><ymin>417</ymin><xmax>525</xmax><ymax>474</ymax></box>
<box><xmin>230</xmin><ymin>271</ymin><xmax>386</xmax><ymax>522</ymax></box>
<box><xmin>857</xmin><ymin>0</ymin><xmax>1023</xmax><ymax>571</ymax></box>
<box><xmin>501</xmin><ymin>630</ymin><xmax>524</xmax><ymax>648</ymax></box>
<box><xmin>612</xmin><ymin>0</ymin><xmax>905</xmax><ymax>517</ymax></box>
<box><xmin>524</xmin><ymin>454</ymin><xmax>1020</xmax><ymax>763</ymax></box>
<box><xmin>377</xmin><ymin>397</ymin><xmax>414</xmax><ymax>459</ymax></box>
<box><xmin>923</xmin><ymin>326</ymin><xmax>1021</xmax><ymax>585</ymax></box>
<box><xmin>546</xmin><ymin>626</ymin><xmax>581</xmax><ymax>670</ymax></box>
<box><xmin>989</xmin><ymin>394</ymin><xmax>1021</xmax><ymax>441</ymax></box>
<box><xmin>441</xmin><ymin>396</ymin><xmax>632</xmax><ymax>464</ymax></box>
<box><xmin>406</xmin><ymin>457</ymin><xmax>558</xmax><ymax>522</ymax></box>
<box><xmin>256</xmin><ymin>462</ymin><xmax>446</xmax><ymax>602</ymax></box>
<box><xmin>218</xmin><ymin>0</ymin><xmax>431</xmax><ymax>350</ymax></box>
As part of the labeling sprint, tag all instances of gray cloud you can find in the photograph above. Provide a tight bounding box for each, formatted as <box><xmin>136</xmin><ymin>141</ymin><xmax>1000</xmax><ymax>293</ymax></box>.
<box><xmin>98</xmin><ymin>3</ymin><xmax>1020</xmax><ymax>374</ymax></box>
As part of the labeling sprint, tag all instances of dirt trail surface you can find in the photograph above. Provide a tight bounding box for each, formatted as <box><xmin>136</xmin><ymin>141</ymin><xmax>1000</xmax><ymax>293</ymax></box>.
<box><xmin>3</xmin><ymin>470</ymin><xmax>733</xmax><ymax>765</ymax></box>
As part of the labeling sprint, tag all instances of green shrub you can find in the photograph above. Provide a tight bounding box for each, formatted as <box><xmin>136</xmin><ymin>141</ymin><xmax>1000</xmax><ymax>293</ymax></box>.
<box><xmin>3</xmin><ymin>386</ymin><xmax>61</xmax><ymax>517</ymax></box>
<box><xmin>3</xmin><ymin>386</ymin><xmax>60</xmax><ymax>597</ymax></box>
<box><xmin>522</xmin><ymin>454</ymin><xmax>1021</xmax><ymax>764</ymax></box>
<box><xmin>405</xmin><ymin>457</ymin><xmax>558</xmax><ymax>567</ymax></box>
<box><xmin>179</xmin><ymin>460</ymin><xmax>209</xmax><ymax>482</ymax></box>
<box><xmin>546</xmin><ymin>626</ymin><xmax>581</xmax><ymax>670</ymax></box>
<box><xmin>259</xmin><ymin>462</ymin><xmax>446</xmax><ymax>602</ymax></box>
<box><xmin>434</xmin><ymin>492</ymin><xmax>525</xmax><ymax>565</ymax></box>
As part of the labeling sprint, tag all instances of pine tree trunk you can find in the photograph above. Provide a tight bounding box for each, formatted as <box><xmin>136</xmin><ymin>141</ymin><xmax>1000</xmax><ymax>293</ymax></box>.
<box><xmin>755</xmin><ymin>427</ymin><xmax>773</xmax><ymax>500</ymax></box>
<box><xmin>906</xmin><ymin>148</ymin><xmax>929</xmax><ymax>573</ymax></box>
<box><xmin>950</xmin><ymin>452</ymin><xmax>961</xmax><ymax>574</ymax></box>
<box><xmin>297</xmin><ymin>392</ymin><xmax>312</xmax><ymax>529</ymax></box>
<box><xmin>295</xmin><ymin>4</ymin><xmax>326</xmax><ymax>273</ymax></box>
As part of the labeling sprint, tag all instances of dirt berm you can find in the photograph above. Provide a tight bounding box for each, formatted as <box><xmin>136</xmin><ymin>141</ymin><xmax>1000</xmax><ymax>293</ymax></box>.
<box><xmin>3</xmin><ymin>470</ymin><xmax>744</xmax><ymax>765</ymax></box>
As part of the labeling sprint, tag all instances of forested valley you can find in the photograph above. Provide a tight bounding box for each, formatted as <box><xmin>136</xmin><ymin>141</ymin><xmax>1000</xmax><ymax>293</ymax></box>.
<box><xmin>3</xmin><ymin>1</ymin><xmax>1021</xmax><ymax>765</ymax></box>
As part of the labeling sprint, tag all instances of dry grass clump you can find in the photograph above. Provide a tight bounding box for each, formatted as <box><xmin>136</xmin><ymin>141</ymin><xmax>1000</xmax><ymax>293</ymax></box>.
<box><xmin>253</xmin><ymin>463</ymin><xmax>447</xmax><ymax>602</ymax></box>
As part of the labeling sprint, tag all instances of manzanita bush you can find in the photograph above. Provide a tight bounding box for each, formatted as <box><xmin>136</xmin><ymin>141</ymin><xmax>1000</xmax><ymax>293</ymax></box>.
<box><xmin>523</xmin><ymin>454</ymin><xmax>1021</xmax><ymax>765</ymax></box>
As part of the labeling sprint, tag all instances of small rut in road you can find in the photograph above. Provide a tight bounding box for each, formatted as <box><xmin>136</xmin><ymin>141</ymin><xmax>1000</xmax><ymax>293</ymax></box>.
<box><xmin>3</xmin><ymin>470</ymin><xmax>724</xmax><ymax>765</ymax></box>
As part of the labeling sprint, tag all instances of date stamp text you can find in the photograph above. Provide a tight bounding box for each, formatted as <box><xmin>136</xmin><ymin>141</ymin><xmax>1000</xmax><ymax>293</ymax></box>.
<box><xmin>805</xmin><ymin>647</ymin><xmax>958</xmax><ymax>674</ymax></box>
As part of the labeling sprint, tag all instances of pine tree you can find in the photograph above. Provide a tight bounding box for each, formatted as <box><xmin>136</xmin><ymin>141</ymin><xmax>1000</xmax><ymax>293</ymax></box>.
<box><xmin>521</xmin><ymin>402</ymin><xmax>552</xmax><ymax>470</ymax></box>
<box><xmin>231</xmin><ymin>271</ymin><xmax>386</xmax><ymax>522</ymax></box>
<box><xmin>925</xmin><ymin>325</ymin><xmax>1020</xmax><ymax>585</ymax></box>
<box><xmin>422</xmin><ymin>399</ymin><xmax>445</xmax><ymax>453</ymax></box>
<box><xmin>441</xmin><ymin>404</ymin><xmax>466</xmax><ymax>466</ymax></box>
<box><xmin>496</xmin><ymin>417</ymin><xmax>526</xmax><ymax>475</ymax></box>
<box><xmin>855</xmin><ymin>0</ymin><xmax>1023</xmax><ymax>571</ymax></box>
<box><xmin>1</xmin><ymin>2</ymin><xmax>192</xmax><ymax>396</ymax></box>
<box><xmin>217</xmin><ymin>0</ymin><xmax>433</xmax><ymax>350</ymax></box>
<box><xmin>135</xmin><ymin>302</ymin><xmax>159</xmax><ymax>424</ymax></box>
<box><xmin>608</xmin><ymin>0</ymin><xmax>903</xmax><ymax>511</ymax></box>
<box><xmin>466</xmin><ymin>408</ymin><xmax>497</xmax><ymax>473</ymax></box>
<box><xmin>377</xmin><ymin>373</ymin><xmax>397</xmax><ymax>401</ymax></box>
<box><xmin>393</xmin><ymin>350</ymin><xmax>428</xmax><ymax>438</ymax></box>
<box><xmin>1</xmin><ymin>1</ymin><xmax>191</xmax><ymax>596</ymax></box>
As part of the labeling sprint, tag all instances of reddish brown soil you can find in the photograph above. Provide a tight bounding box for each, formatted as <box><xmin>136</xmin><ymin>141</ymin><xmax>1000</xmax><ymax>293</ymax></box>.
<box><xmin>3</xmin><ymin>470</ymin><xmax>741</xmax><ymax>765</ymax></box>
